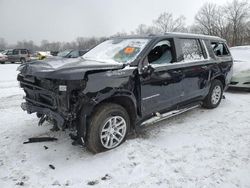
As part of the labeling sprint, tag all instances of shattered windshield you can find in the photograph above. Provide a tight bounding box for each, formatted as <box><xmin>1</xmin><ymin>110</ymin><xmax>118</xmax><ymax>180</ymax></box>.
<box><xmin>82</xmin><ymin>38</ymin><xmax>150</xmax><ymax>64</ymax></box>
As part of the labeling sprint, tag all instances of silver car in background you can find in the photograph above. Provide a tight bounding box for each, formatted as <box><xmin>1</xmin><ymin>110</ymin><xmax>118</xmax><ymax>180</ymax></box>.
<box><xmin>229</xmin><ymin>46</ymin><xmax>250</xmax><ymax>90</ymax></box>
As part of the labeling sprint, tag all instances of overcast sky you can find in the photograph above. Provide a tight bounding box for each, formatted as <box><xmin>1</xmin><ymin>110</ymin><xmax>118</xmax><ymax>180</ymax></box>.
<box><xmin>0</xmin><ymin>0</ymin><xmax>229</xmax><ymax>45</ymax></box>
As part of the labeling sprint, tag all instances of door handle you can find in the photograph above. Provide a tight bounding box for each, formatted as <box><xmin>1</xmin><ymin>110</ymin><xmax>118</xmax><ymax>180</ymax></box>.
<box><xmin>201</xmin><ymin>65</ymin><xmax>209</xmax><ymax>70</ymax></box>
<box><xmin>172</xmin><ymin>70</ymin><xmax>182</xmax><ymax>74</ymax></box>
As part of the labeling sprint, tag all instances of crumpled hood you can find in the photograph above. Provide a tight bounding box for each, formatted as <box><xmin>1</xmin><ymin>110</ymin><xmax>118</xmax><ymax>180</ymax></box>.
<box><xmin>17</xmin><ymin>58</ymin><xmax>124</xmax><ymax>80</ymax></box>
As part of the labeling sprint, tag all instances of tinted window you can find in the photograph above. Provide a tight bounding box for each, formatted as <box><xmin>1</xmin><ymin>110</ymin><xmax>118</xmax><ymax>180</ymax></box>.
<box><xmin>6</xmin><ymin>50</ymin><xmax>13</xmax><ymax>55</ymax></box>
<box><xmin>13</xmin><ymin>50</ymin><xmax>19</xmax><ymax>55</ymax></box>
<box><xmin>21</xmin><ymin>50</ymin><xmax>27</xmax><ymax>54</ymax></box>
<box><xmin>148</xmin><ymin>40</ymin><xmax>173</xmax><ymax>64</ymax></box>
<box><xmin>211</xmin><ymin>42</ymin><xmax>229</xmax><ymax>56</ymax></box>
<box><xmin>180</xmin><ymin>39</ymin><xmax>204</xmax><ymax>62</ymax></box>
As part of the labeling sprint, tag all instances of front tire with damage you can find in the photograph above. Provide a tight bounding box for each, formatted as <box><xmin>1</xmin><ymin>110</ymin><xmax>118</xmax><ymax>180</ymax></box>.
<box><xmin>86</xmin><ymin>103</ymin><xmax>130</xmax><ymax>153</ymax></box>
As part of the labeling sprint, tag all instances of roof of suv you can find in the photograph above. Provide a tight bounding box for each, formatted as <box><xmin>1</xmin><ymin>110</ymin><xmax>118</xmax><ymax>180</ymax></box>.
<box><xmin>114</xmin><ymin>32</ymin><xmax>225</xmax><ymax>42</ymax></box>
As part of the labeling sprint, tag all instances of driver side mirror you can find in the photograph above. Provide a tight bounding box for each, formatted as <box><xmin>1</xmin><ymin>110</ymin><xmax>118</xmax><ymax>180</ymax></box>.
<box><xmin>141</xmin><ymin>64</ymin><xmax>155</xmax><ymax>77</ymax></box>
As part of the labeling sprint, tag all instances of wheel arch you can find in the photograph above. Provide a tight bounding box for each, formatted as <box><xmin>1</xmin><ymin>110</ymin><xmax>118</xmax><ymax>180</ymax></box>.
<box><xmin>90</xmin><ymin>95</ymin><xmax>138</xmax><ymax>131</ymax></box>
<box><xmin>212</xmin><ymin>75</ymin><xmax>226</xmax><ymax>89</ymax></box>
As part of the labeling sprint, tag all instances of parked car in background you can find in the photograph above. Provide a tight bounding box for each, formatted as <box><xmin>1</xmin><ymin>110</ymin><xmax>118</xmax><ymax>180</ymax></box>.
<box><xmin>57</xmin><ymin>49</ymin><xmax>88</xmax><ymax>58</ymax></box>
<box><xmin>5</xmin><ymin>49</ymin><xmax>31</xmax><ymax>63</ymax></box>
<box><xmin>229</xmin><ymin>46</ymin><xmax>250</xmax><ymax>91</ymax></box>
<box><xmin>0</xmin><ymin>52</ymin><xmax>8</xmax><ymax>64</ymax></box>
<box><xmin>50</xmin><ymin>51</ymin><xmax>59</xmax><ymax>56</ymax></box>
<box><xmin>17</xmin><ymin>33</ymin><xmax>233</xmax><ymax>153</ymax></box>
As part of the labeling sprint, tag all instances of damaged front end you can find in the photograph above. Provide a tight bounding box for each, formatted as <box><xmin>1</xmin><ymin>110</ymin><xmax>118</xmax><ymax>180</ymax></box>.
<box><xmin>17</xmin><ymin>73</ymin><xmax>88</xmax><ymax>131</ymax></box>
<box><xmin>17</xmin><ymin>58</ymin><xmax>126</xmax><ymax>146</ymax></box>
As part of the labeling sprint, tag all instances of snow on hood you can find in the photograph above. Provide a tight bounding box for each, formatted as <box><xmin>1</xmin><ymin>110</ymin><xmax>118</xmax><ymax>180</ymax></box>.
<box><xmin>230</xmin><ymin>46</ymin><xmax>250</xmax><ymax>75</ymax></box>
<box><xmin>17</xmin><ymin>57</ymin><xmax>124</xmax><ymax>80</ymax></box>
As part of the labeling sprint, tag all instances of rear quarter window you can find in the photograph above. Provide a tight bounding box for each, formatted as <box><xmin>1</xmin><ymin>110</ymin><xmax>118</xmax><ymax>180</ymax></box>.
<box><xmin>13</xmin><ymin>50</ymin><xmax>19</xmax><ymax>55</ymax></box>
<box><xmin>179</xmin><ymin>39</ymin><xmax>205</xmax><ymax>62</ymax></box>
<box><xmin>21</xmin><ymin>50</ymin><xmax>27</xmax><ymax>54</ymax></box>
<box><xmin>211</xmin><ymin>42</ymin><xmax>230</xmax><ymax>57</ymax></box>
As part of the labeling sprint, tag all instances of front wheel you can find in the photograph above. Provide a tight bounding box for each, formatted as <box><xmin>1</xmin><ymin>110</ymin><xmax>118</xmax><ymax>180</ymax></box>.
<box><xmin>86</xmin><ymin>103</ymin><xmax>130</xmax><ymax>153</ymax></box>
<box><xmin>203</xmin><ymin>79</ymin><xmax>223</xmax><ymax>109</ymax></box>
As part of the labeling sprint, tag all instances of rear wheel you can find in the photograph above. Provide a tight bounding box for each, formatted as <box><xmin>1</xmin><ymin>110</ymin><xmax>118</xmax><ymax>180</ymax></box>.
<box><xmin>86</xmin><ymin>103</ymin><xmax>130</xmax><ymax>153</ymax></box>
<box><xmin>203</xmin><ymin>79</ymin><xmax>223</xmax><ymax>109</ymax></box>
<box><xmin>0</xmin><ymin>62</ymin><xmax>5</xmax><ymax>64</ymax></box>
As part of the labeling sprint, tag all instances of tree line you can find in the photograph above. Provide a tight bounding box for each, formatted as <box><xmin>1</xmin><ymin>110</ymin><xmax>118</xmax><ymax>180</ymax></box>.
<box><xmin>0</xmin><ymin>0</ymin><xmax>249</xmax><ymax>52</ymax></box>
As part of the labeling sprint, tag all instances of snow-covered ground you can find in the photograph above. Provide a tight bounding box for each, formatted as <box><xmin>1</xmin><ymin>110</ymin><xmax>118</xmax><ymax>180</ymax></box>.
<box><xmin>0</xmin><ymin>63</ymin><xmax>250</xmax><ymax>188</ymax></box>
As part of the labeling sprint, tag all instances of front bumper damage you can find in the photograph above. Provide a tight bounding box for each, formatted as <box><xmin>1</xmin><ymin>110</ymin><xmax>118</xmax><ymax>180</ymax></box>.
<box><xmin>17</xmin><ymin>73</ymin><xmax>92</xmax><ymax>144</ymax></box>
<box><xmin>21</xmin><ymin>102</ymin><xmax>65</xmax><ymax>128</ymax></box>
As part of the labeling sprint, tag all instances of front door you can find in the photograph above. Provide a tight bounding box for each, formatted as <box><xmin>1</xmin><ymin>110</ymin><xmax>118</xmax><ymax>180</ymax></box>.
<box><xmin>139</xmin><ymin>39</ymin><xmax>183</xmax><ymax>116</ymax></box>
<box><xmin>8</xmin><ymin>49</ymin><xmax>19</xmax><ymax>62</ymax></box>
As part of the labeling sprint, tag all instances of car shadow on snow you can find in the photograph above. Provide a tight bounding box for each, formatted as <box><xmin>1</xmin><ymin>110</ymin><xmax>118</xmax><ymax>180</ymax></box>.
<box><xmin>226</xmin><ymin>88</ymin><xmax>250</xmax><ymax>93</ymax></box>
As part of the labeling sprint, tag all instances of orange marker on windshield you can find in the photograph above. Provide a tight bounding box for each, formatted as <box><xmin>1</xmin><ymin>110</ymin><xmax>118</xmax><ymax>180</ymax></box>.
<box><xmin>124</xmin><ymin>47</ymin><xmax>135</xmax><ymax>54</ymax></box>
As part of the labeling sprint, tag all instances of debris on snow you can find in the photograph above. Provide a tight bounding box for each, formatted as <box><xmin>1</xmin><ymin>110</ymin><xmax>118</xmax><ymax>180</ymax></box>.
<box><xmin>16</xmin><ymin>181</ymin><xmax>24</xmax><ymax>186</ymax></box>
<box><xmin>49</xmin><ymin>164</ymin><xmax>55</xmax><ymax>170</ymax></box>
<box><xmin>87</xmin><ymin>180</ymin><xmax>99</xmax><ymax>186</ymax></box>
<box><xmin>101</xmin><ymin>174</ymin><xmax>112</xmax><ymax>181</ymax></box>
<box><xmin>52</xmin><ymin>180</ymin><xmax>60</xmax><ymax>186</ymax></box>
<box><xmin>44</xmin><ymin>146</ymin><xmax>49</xmax><ymax>150</ymax></box>
<box><xmin>23</xmin><ymin>137</ymin><xmax>58</xmax><ymax>144</ymax></box>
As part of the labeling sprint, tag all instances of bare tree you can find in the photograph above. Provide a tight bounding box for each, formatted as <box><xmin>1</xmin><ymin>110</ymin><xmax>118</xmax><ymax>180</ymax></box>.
<box><xmin>16</xmin><ymin>40</ymin><xmax>38</xmax><ymax>51</ymax></box>
<box><xmin>224</xmin><ymin>0</ymin><xmax>250</xmax><ymax>46</ymax></box>
<box><xmin>153</xmin><ymin>12</ymin><xmax>186</xmax><ymax>33</ymax></box>
<box><xmin>195</xmin><ymin>3</ymin><xmax>220</xmax><ymax>36</ymax></box>
<box><xmin>194</xmin><ymin>0</ymin><xmax>250</xmax><ymax>46</ymax></box>
<box><xmin>135</xmin><ymin>24</ymin><xmax>157</xmax><ymax>35</ymax></box>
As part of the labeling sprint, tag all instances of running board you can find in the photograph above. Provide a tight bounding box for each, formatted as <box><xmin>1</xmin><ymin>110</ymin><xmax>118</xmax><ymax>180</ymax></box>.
<box><xmin>140</xmin><ymin>104</ymin><xmax>201</xmax><ymax>127</ymax></box>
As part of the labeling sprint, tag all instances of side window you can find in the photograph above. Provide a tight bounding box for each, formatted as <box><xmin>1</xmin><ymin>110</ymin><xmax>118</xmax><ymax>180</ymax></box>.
<box><xmin>13</xmin><ymin>50</ymin><xmax>19</xmax><ymax>55</ymax></box>
<box><xmin>6</xmin><ymin>50</ymin><xmax>13</xmax><ymax>55</ymax></box>
<box><xmin>180</xmin><ymin>39</ymin><xmax>204</xmax><ymax>62</ymax></box>
<box><xmin>147</xmin><ymin>40</ymin><xmax>173</xmax><ymax>64</ymax></box>
<box><xmin>211</xmin><ymin>42</ymin><xmax>229</xmax><ymax>56</ymax></box>
<box><xmin>21</xmin><ymin>50</ymin><xmax>27</xmax><ymax>54</ymax></box>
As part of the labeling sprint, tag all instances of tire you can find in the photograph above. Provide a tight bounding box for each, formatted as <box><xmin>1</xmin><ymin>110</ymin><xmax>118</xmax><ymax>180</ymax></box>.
<box><xmin>86</xmin><ymin>103</ymin><xmax>130</xmax><ymax>153</ymax></box>
<box><xmin>20</xmin><ymin>58</ymin><xmax>26</xmax><ymax>64</ymax></box>
<box><xmin>203</xmin><ymin>79</ymin><xmax>223</xmax><ymax>109</ymax></box>
<box><xmin>11</xmin><ymin>62</ymin><xmax>15</xmax><ymax>64</ymax></box>
<box><xmin>0</xmin><ymin>62</ymin><xmax>5</xmax><ymax>64</ymax></box>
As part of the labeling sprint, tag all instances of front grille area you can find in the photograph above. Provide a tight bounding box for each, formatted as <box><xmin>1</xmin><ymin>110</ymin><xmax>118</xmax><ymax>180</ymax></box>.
<box><xmin>18</xmin><ymin>74</ymin><xmax>58</xmax><ymax>110</ymax></box>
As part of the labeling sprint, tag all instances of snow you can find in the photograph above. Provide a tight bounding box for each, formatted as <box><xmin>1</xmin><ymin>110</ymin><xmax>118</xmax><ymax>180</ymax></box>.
<box><xmin>0</xmin><ymin>64</ymin><xmax>250</xmax><ymax>188</ymax></box>
<box><xmin>230</xmin><ymin>46</ymin><xmax>250</xmax><ymax>75</ymax></box>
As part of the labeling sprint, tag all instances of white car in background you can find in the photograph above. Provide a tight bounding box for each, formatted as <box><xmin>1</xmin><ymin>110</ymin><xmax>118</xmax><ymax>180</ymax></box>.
<box><xmin>0</xmin><ymin>52</ymin><xmax>8</xmax><ymax>64</ymax></box>
<box><xmin>229</xmin><ymin>46</ymin><xmax>250</xmax><ymax>90</ymax></box>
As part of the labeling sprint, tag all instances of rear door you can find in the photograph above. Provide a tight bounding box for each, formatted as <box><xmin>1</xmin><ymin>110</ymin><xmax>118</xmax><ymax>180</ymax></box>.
<box><xmin>175</xmin><ymin>38</ymin><xmax>211</xmax><ymax>104</ymax></box>
<box><xmin>8</xmin><ymin>49</ymin><xmax>19</xmax><ymax>62</ymax></box>
<box><xmin>139</xmin><ymin>38</ymin><xmax>184</xmax><ymax>116</ymax></box>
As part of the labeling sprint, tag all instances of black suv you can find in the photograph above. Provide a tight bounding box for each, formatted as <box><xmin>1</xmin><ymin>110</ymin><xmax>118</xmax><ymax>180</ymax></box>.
<box><xmin>17</xmin><ymin>33</ymin><xmax>233</xmax><ymax>153</ymax></box>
